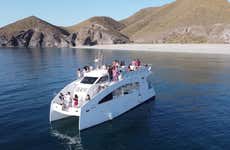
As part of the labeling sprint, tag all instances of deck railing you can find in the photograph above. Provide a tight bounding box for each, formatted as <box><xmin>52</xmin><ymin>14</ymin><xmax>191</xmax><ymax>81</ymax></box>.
<box><xmin>53</xmin><ymin>65</ymin><xmax>152</xmax><ymax>109</ymax></box>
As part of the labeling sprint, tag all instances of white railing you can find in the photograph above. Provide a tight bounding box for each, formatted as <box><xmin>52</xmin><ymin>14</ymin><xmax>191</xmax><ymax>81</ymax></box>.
<box><xmin>122</xmin><ymin>66</ymin><xmax>151</xmax><ymax>79</ymax></box>
<box><xmin>52</xmin><ymin>65</ymin><xmax>152</xmax><ymax>110</ymax></box>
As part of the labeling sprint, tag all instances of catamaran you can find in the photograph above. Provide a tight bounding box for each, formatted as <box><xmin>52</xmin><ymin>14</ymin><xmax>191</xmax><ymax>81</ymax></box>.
<box><xmin>49</xmin><ymin>57</ymin><xmax>156</xmax><ymax>131</ymax></box>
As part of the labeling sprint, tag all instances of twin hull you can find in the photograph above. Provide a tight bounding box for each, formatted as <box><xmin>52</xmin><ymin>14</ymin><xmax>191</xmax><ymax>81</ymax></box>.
<box><xmin>50</xmin><ymin>71</ymin><xmax>156</xmax><ymax>131</ymax></box>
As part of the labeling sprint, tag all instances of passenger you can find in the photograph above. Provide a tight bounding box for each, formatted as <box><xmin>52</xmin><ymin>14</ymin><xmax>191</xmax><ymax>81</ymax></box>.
<box><xmin>64</xmin><ymin>92</ymin><xmax>72</xmax><ymax>108</ymax></box>
<box><xmin>89</xmin><ymin>66</ymin><xmax>93</xmax><ymax>71</ymax></box>
<box><xmin>132</xmin><ymin>59</ymin><xmax>136</xmax><ymax>66</ymax></box>
<box><xmin>137</xmin><ymin>59</ymin><xmax>141</xmax><ymax>67</ymax></box>
<box><xmin>73</xmin><ymin>94</ymin><xmax>78</xmax><ymax>108</ymax></box>
<box><xmin>85</xmin><ymin>94</ymin><xmax>91</xmax><ymax>101</ymax></box>
<box><xmin>131</xmin><ymin>59</ymin><xmax>137</xmax><ymax>70</ymax></box>
<box><xmin>108</xmin><ymin>65</ymin><xmax>113</xmax><ymax>81</ymax></box>
<box><xmin>83</xmin><ymin>66</ymin><xmax>88</xmax><ymax>76</ymax></box>
<box><xmin>127</xmin><ymin>64</ymin><xmax>132</xmax><ymax>72</ymax></box>
<box><xmin>112</xmin><ymin>66</ymin><xmax>119</xmax><ymax>81</ymax></box>
<box><xmin>129</xmin><ymin>62</ymin><xmax>136</xmax><ymax>71</ymax></box>
<box><xmin>112</xmin><ymin>60</ymin><xmax>116</xmax><ymax>67</ymax></box>
<box><xmin>83</xmin><ymin>66</ymin><xmax>90</xmax><ymax>72</ymax></box>
<box><xmin>115</xmin><ymin>60</ymin><xmax>120</xmax><ymax>67</ymax></box>
<box><xmin>118</xmin><ymin>70</ymin><xmax>123</xmax><ymax>80</ymax></box>
<box><xmin>77</xmin><ymin>68</ymin><xmax>83</xmax><ymax>78</ymax></box>
<box><xmin>112</xmin><ymin>60</ymin><xmax>119</xmax><ymax>68</ymax></box>
<box><xmin>59</xmin><ymin>93</ymin><xmax>64</xmax><ymax>105</ymax></box>
<box><xmin>120</xmin><ymin>61</ymin><xmax>125</xmax><ymax>67</ymax></box>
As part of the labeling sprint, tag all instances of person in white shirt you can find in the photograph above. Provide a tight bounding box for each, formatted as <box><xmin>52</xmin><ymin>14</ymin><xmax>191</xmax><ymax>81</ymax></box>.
<box><xmin>77</xmin><ymin>68</ymin><xmax>83</xmax><ymax>78</ymax></box>
<box><xmin>64</xmin><ymin>92</ymin><xmax>72</xmax><ymax>108</ymax></box>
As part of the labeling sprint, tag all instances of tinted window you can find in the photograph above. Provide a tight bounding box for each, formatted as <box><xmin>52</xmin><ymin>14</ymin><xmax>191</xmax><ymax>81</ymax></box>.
<box><xmin>81</xmin><ymin>77</ymin><xmax>98</xmax><ymax>84</ymax></box>
<box><xmin>122</xmin><ymin>82</ymin><xmax>140</xmax><ymax>95</ymax></box>
<box><xmin>98</xmin><ymin>93</ymin><xmax>113</xmax><ymax>104</ymax></box>
<box><xmin>97</xmin><ymin>76</ymin><xmax>109</xmax><ymax>84</ymax></box>
<box><xmin>98</xmin><ymin>82</ymin><xmax>140</xmax><ymax>104</ymax></box>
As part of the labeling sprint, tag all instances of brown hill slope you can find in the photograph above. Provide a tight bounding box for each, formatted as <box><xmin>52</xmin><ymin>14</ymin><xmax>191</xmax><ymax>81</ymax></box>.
<box><xmin>0</xmin><ymin>16</ymin><xmax>71</xmax><ymax>47</ymax></box>
<box><xmin>0</xmin><ymin>16</ymin><xmax>130</xmax><ymax>47</ymax></box>
<box><xmin>67</xmin><ymin>16</ymin><xmax>126</xmax><ymax>32</ymax></box>
<box><xmin>121</xmin><ymin>0</ymin><xmax>230</xmax><ymax>43</ymax></box>
<box><xmin>66</xmin><ymin>16</ymin><xmax>129</xmax><ymax>45</ymax></box>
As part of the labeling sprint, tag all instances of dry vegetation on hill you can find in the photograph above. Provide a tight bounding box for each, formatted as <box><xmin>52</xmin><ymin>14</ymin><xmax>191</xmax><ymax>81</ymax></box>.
<box><xmin>0</xmin><ymin>16</ymin><xmax>70</xmax><ymax>47</ymax></box>
<box><xmin>66</xmin><ymin>16</ymin><xmax>129</xmax><ymax>45</ymax></box>
<box><xmin>0</xmin><ymin>16</ymin><xmax>129</xmax><ymax>47</ymax></box>
<box><xmin>1</xmin><ymin>0</ymin><xmax>230</xmax><ymax>48</ymax></box>
<box><xmin>67</xmin><ymin>16</ymin><xmax>126</xmax><ymax>32</ymax></box>
<box><xmin>0</xmin><ymin>16</ymin><xmax>69</xmax><ymax>38</ymax></box>
<box><xmin>121</xmin><ymin>0</ymin><xmax>230</xmax><ymax>43</ymax></box>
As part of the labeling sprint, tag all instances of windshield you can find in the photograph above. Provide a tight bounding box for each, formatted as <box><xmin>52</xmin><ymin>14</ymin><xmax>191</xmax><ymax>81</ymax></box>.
<box><xmin>96</xmin><ymin>76</ymin><xmax>109</xmax><ymax>84</ymax></box>
<box><xmin>80</xmin><ymin>77</ymin><xmax>98</xmax><ymax>84</ymax></box>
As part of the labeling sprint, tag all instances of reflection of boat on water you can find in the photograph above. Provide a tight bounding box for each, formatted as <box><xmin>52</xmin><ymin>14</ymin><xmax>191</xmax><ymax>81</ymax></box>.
<box><xmin>50</xmin><ymin>100</ymin><xmax>156</xmax><ymax>149</ymax></box>
<box><xmin>49</xmin><ymin>56</ymin><xmax>156</xmax><ymax>131</ymax></box>
<box><xmin>50</xmin><ymin>117</ymin><xmax>82</xmax><ymax>146</ymax></box>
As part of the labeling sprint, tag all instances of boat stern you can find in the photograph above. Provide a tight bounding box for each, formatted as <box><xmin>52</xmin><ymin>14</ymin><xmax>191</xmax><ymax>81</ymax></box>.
<box><xmin>49</xmin><ymin>101</ymin><xmax>81</xmax><ymax>122</ymax></box>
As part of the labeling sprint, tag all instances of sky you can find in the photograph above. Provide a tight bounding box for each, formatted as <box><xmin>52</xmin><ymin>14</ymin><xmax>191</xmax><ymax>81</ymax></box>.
<box><xmin>0</xmin><ymin>0</ymin><xmax>175</xmax><ymax>27</ymax></box>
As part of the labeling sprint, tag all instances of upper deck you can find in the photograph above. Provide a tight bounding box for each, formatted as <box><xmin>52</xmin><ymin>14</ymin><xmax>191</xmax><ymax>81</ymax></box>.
<box><xmin>82</xmin><ymin>65</ymin><xmax>152</xmax><ymax>79</ymax></box>
<box><xmin>51</xmin><ymin>64</ymin><xmax>153</xmax><ymax>113</ymax></box>
<box><xmin>77</xmin><ymin>65</ymin><xmax>152</xmax><ymax>97</ymax></box>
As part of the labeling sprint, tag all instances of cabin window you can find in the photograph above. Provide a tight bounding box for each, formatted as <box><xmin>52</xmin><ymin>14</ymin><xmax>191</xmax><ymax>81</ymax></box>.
<box><xmin>113</xmin><ymin>82</ymin><xmax>140</xmax><ymax>97</ymax></box>
<box><xmin>122</xmin><ymin>82</ymin><xmax>140</xmax><ymax>95</ymax></box>
<box><xmin>98</xmin><ymin>92</ymin><xmax>113</xmax><ymax>104</ymax></box>
<box><xmin>98</xmin><ymin>82</ymin><xmax>140</xmax><ymax>104</ymax></box>
<box><xmin>97</xmin><ymin>75</ymin><xmax>109</xmax><ymax>84</ymax></box>
<box><xmin>112</xmin><ymin>86</ymin><xmax>123</xmax><ymax>98</ymax></box>
<box><xmin>81</xmin><ymin>77</ymin><xmax>98</xmax><ymax>84</ymax></box>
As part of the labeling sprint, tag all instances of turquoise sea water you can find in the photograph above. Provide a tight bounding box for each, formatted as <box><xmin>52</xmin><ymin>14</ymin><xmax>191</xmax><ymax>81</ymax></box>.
<box><xmin>0</xmin><ymin>48</ymin><xmax>230</xmax><ymax>150</ymax></box>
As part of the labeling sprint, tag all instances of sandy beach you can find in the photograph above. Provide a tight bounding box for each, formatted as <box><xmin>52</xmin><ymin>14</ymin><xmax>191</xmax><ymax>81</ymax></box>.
<box><xmin>75</xmin><ymin>44</ymin><xmax>230</xmax><ymax>55</ymax></box>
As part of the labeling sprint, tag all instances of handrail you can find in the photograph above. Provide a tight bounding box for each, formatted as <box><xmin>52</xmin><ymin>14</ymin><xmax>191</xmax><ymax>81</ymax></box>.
<box><xmin>52</xmin><ymin>65</ymin><xmax>152</xmax><ymax>108</ymax></box>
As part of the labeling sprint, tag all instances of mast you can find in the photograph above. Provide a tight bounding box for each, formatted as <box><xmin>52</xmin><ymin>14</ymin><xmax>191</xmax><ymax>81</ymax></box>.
<box><xmin>94</xmin><ymin>50</ymin><xmax>104</xmax><ymax>69</ymax></box>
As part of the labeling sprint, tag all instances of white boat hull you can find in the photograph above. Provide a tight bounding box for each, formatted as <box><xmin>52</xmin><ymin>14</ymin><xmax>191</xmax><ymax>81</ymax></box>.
<box><xmin>49</xmin><ymin>65</ymin><xmax>156</xmax><ymax>131</ymax></box>
<box><xmin>50</xmin><ymin>86</ymin><xmax>155</xmax><ymax>131</ymax></box>
<box><xmin>79</xmin><ymin>88</ymin><xmax>155</xmax><ymax>130</ymax></box>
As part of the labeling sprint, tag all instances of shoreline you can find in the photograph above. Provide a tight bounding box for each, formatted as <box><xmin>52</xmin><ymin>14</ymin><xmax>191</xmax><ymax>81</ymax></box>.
<box><xmin>75</xmin><ymin>44</ymin><xmax>230</xmax><ymax>55</ymax></box>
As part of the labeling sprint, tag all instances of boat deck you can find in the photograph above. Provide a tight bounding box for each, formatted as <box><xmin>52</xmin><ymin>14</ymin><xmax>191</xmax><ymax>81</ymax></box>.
<box><xmin>51</xmin><ymin>65</ymin><xmax>152</xmax><ymax>115</ymax></box>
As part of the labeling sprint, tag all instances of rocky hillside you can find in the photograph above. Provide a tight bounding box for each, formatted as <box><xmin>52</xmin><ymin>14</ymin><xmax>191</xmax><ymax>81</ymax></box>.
<box><xmin>1</xmin><ymin>0</ymin><xmax>230</xmax><ymax>47</ymax></box>
<box><xmin>67</xmin><ymin>16</ymin><xmax>125</xmax><ymax>32</ymax></box>
<box><xmin>0</xmin><ymin>16</ymin><xmax>71</xmax><ymax>47</ymax></box>
<box><xmin>0</xmin><ymin>16</ymin><xmax>130</xmax><ymax>48</ymax></box>
<box><xmin>121</xmin><ymin>0</ymin><xmax>230</xmax><ymax>43</ymax></box>
<box><xmin>66</xmin><ymin>17</ymin><xmax>129</xmax><ymax>46</ymax></box>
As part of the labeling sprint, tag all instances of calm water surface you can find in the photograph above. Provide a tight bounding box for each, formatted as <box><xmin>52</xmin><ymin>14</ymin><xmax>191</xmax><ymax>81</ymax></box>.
<box><xmin>0</xmin><ymin>48</ymin><xmax>230</xmax><ymax>150</ymax></box>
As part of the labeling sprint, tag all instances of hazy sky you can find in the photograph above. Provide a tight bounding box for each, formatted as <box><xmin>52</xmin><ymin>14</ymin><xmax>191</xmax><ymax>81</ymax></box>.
<box><xmin>0</xmin><ymin>0</ymin><xmax>175</xmax><ymax>27</ymax></box>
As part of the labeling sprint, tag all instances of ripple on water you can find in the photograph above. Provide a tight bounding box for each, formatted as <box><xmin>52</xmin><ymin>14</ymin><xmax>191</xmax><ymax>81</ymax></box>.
<box><xmin>1</xmin><ymin>49</ymin><xmax>230</xmax><ymax>150</ymax></box>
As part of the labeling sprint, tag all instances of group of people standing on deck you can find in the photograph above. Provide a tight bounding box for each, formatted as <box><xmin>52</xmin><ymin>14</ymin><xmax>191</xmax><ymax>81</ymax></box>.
<box><xmin>76</xmin><ymin>59</ymin><xmax>142</xmax><ymax>81</ymax></box>
<box><xmin>107</xmin><ymin>60</ymin><xmax>120</xmax><ymax>81</ymax></box>
<box><xmin>132</xmin><ymin>59</ymin><xmax>141</xmax><ymax>69</ymax></box>
<box><xmin>58</xmin><ymin>92</ymin><xmax>91</xmax><ymax>109</ymax></box>
<box><xmin>108</xmin><ymin>59</ymin><xmax>142</xmax><ymax>81</ymax></box>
